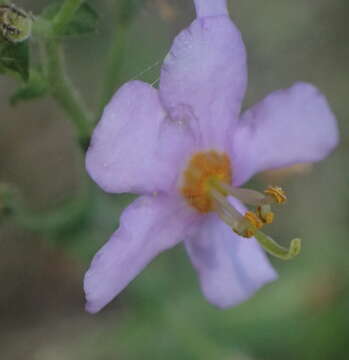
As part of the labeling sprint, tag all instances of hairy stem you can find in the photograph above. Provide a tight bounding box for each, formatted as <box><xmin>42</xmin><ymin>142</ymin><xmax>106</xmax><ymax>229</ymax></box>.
<box><xmin>98</xmin><ymin>0</ymin><xmax>144</xmax><ymax>117</ymax></box>
<box><xmin>44</xmin><ymin>40</ymin><xmax>92</xmax><ymax>148</ymax></box>
<box><xmin>0</xmin><ymin>182</ymin><xmax>90</xmax><ymax>232</ymax></box>
<box><xmin>31</xmin><ymin>0</ymin><xmax>93</xmax><ymax>148</ymax></box>
<box><xmin>98</xmin><ymin>23</ymin><xmax>126</xmax><ymax>114</ymax></box>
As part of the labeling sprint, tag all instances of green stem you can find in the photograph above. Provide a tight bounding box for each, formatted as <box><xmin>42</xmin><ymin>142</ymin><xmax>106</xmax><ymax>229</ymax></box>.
<box><xmin>44</xmin><ymin>39</ymin><xmax>92</xmax><ymax>148</ymax></box>
<box><xmin>15</xmin><ymin>193</ymin><xmax>90</xmax><ymax>233</ymax></box>
<box><xmin>98</xmin><ymin>0</ymin><xmax>144</xmax><ymax>117</ymax></box>
<box><xmin>98</xmin><ymin>23</ymin><xmax>126</xmax><ymax>115</ymax></box>
<box><xmin>34</xmin><ymin>0</ymin><xmax>93</xmax><ymax>148</ymax></box>
<box><xmin>0</xmin><ymin>182</ymin><xmax>90</xmax><ymax>233</ymax></box>
<box><xmin>51</xmin><ymin>0</ymin><xmax>85</xmax><ymax>36</ymax></box>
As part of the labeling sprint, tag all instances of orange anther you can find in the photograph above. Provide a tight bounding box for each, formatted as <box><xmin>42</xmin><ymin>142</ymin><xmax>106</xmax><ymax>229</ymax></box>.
<box><xmin>257</xmin><ymin>206</ymin><xmax>274</xmax><ymax>225</ymax></box>
<box><xmin>244</xmin><ymin>211</ymin><xmax>264</xmax><ymax>229</ymax></box>
<box><xmin>264</xmin><ymin>186</ymin><xmax>287</xmax><ymax>204</ymax></box>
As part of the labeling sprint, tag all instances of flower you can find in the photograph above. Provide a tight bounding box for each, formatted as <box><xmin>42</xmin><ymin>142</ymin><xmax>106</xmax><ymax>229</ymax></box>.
<box><xmin>84</xmin><ymin>0</ymin><xmax>338</xmax><ymax>313</ymax></box>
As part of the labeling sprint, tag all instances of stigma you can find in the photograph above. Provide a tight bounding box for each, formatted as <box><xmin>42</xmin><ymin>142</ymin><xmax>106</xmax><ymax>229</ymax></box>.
<box><xmin>181</xmin><ymin>150</ymin><xmax>301</xmax><ymax>260</ymax></box>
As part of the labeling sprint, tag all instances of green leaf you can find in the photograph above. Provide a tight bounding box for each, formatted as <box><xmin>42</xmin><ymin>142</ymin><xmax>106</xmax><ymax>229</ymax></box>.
<box><xmin>42</xmin><ymin>2</ymin><xmax>98</xmax><ymax>37</ymax></box>
<box><xmin>0</xmin><ymin>40</ymin><xmax>29</xmax><ymax>81</ymax></box>
<box><xmin>10</xmin><ymin>69</ymin><xmax>47</xmax><ymax>105</ymax></box>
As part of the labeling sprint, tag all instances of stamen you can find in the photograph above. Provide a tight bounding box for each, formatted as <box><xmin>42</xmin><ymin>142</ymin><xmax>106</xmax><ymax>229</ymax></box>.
<box><xmin>254</xmin><ymin>231</ymin><xmax>301</xmax><ymax>260</ymax></box>
<box><xmin>217</xmin><ymin>182</ymin><xmax>265</xmax><ymax>206</ymax></box>
<box><xmin>180</xmin><ymin>151</ymin><xmax>301</xmax><ymax>260</ymax></box>
<box><xmin>210</xmin><ymin>182</ymin><xmax>287</xmax><ymax>238</ymax></box>
<box><xmin>244</xmin><ymin>211</ymin><xmax>264</xmax><ymax>230</ymax></box>
<box><xmin>256</xmin><ymin>204</ymin><xmax>274</xmax><ymax>224</ymax></box>
<box><xmin>264</xmin><ymin>186</ymin><xmax>287</xmax><ymax>204</ymax></box>
<box><xmin>233</xmin><ymin>211</ymin><xmax>264</xmax><ymax>238</ymax></box>
<box><xmin>210</xmin><ymin>187</ymin><xmax>260</xmax><ymax>236</ymax></box>
<box><xmin>214</xmin><ymin>182</ymin><xmax>287</xmax><ymax>227</ymax></box>
<box><xmin>210</xmin><ymin>187</ymin><xmax>243</xmax><ymax>222</ymax></box>
<box><xmin>216</xmin><ymin>206</ymin><xmax>236</xmax><ymax>228</ymax></box>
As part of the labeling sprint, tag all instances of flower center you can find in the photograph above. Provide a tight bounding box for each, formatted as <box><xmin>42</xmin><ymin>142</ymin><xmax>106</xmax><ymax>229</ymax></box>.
<box><xmin>181</xmin><ymin>151</ymin><xmax>232</xmax><ymax>213</ymax></box>
<box><xmin>181</xmin><ymin>150</ymin><xmax>301</xmax><ymax>260</ymax></box>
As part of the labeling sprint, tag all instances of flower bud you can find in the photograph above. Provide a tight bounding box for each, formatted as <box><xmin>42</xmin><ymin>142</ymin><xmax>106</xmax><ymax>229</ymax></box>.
<box><xmin>0</xmin><ymin>4</ymin><xmax>33</xmax><ymax>43</ymax></box>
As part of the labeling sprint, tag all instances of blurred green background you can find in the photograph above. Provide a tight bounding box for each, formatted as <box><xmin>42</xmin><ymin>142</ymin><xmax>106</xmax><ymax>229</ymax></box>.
<box><xmin>0</xmin><ymin>0</ymin><xmax>348</xmax><ymax>359</ymax></box>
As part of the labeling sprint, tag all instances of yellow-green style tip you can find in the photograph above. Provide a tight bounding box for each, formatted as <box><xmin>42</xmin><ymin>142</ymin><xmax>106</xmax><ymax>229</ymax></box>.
<box><xmin>255</xmin><ymin>231</ymin><xmax>302</xmax><ymax>261</ymax></box>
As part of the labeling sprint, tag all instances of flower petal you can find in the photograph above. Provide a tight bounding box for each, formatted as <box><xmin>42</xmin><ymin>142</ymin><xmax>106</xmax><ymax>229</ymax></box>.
<box><xmin>160</xmin><ymin>15</ymin><xmax>247</xmax><ymax>149</ymax></box>
<box><xmin>231</xmin><ymin>82</ymin><xmax>339</xmax><ymax>185</ymax></box>
<box><xmin>185</xmin><ymin>201</ymin><xmax>277</xmax><ymax>309</ymax></box>
<box><xmin>86</xmin><ymin>81</ymin><xmax>193</xmax><ymax>195</ymax></box>
<box><xmin>84</xmin><ymin>194</ymin><xmax>197</xmax><ymax>313</ymax></box>
<box><xmin>194</xmin><ymin>0</ymin><xmax>228</xmax><ymax>17</ymax></box>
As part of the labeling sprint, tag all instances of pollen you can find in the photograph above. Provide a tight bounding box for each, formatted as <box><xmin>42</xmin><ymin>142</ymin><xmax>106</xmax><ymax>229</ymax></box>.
<box><xmin>232</xmin><ymin>212</ymin><xmax>263</xmax><ymax>238</ymax></box>
<box><xmin>181</xmin><ymin>151</ymin><xmax>232</xmax><ymax>213</ymax></box>
<box><xmin>257</xmin><ymin>206</ymin><xmax>274</xmax><ymax>224</ymax></box>
<box><xmin>264</xmin><ymin>186</ymin><xmax>287</xmax><ymax>204</ymax></box>
<box><xmin>244</xmin><ymin>211</ymin><xmax>264</xmax><ymax>229</ymax></box>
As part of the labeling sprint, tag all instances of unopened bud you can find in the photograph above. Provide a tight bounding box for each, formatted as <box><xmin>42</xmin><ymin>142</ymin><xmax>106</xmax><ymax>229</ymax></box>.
<box><xmin>0</xmin><ymin>4</ymin><xmax>33</xmax><ymax>43</ymax></box>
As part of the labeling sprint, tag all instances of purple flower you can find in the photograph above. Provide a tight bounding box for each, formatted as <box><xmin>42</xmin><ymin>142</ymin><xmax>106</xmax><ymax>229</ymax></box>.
<box><xmin>84</xmin><ymin>0</ymin><xmax>338</xmax><ymax>313</ymax></box>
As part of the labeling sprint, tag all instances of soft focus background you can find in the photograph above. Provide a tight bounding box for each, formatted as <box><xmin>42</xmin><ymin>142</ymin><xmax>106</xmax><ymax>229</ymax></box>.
<box><xmin>0</xmin><ymin>0</ymin><xmax>348</xmax><ymax>359</ymax></box>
